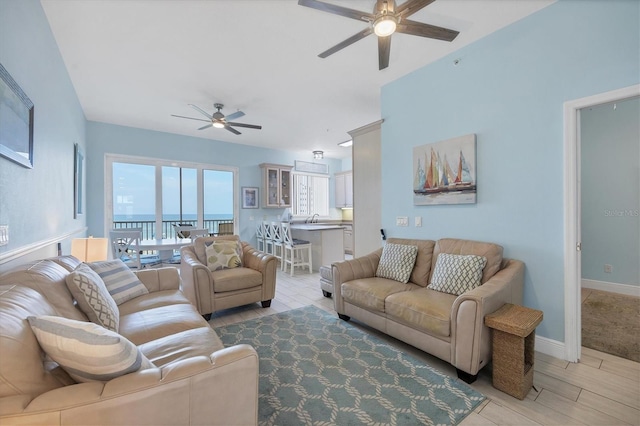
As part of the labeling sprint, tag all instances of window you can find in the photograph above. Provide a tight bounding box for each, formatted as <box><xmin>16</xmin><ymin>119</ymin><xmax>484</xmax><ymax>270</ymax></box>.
<box><xmin>292</xmin><ymin>173</ymin><xmax>329</xmax><ymax>217</ymax></box>
<box><xmin>106</xmin><ymin>155</ymin><xmax>237</xmax><ymax>239</ymax></box>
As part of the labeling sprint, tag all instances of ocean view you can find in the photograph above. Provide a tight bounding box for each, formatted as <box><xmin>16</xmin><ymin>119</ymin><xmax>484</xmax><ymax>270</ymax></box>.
<box><xmin>114</xmin><ymin>214</ymin><xmax>233</xmax><ymax>222</ymax></box>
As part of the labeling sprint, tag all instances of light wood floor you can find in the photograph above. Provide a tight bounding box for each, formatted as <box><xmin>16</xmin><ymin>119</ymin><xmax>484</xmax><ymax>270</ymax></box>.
<box><xmin>209</xmin><ymin>269</ymin><xmax>640</xmax><ymax>426</ymax></box>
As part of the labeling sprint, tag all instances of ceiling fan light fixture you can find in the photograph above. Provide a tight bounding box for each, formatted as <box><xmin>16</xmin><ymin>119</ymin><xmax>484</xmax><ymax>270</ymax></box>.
<box><xmin>313</xmin><ymin>150</ymin><xmax>324</xmax><ymax>160</ymax></box>
<box><xmin>212</xmin><ymin>121</ymin><xmax>225</xmax><ymax>129</ymax></box>
<box><xmin>373</xmin><ymin>15</ymin><xmax>397</xmax><ymax>37</ymax></box>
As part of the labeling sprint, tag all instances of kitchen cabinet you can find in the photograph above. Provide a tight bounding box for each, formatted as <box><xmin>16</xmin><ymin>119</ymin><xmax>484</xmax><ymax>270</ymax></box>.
<box><xmin>260</xmin><ymin>163</ymin><xmax>292</xmax><ymax>208</ymax></box>
<box><xmin>335</xmin><ymin>170</ymin><xmax>353</xmax><ymax>208</ymax></box>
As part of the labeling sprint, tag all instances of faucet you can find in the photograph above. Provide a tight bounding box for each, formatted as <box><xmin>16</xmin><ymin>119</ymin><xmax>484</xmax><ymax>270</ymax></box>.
<box><xmin>311</xmin><ymin>213</ymin><xmax>319</xmax><ymax>223</ymax></box>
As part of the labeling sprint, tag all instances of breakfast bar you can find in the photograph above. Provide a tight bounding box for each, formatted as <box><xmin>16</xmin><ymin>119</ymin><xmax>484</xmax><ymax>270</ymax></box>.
<box><xmin>290</xmin><ymin>224</ymin><xmax>345</xmax><ymax>272</ymax></box>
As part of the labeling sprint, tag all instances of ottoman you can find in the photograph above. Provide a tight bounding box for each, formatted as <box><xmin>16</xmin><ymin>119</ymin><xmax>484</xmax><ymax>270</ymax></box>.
<box><xmin>319</xmin><ymin>264</ymin><xmax>333</xmax><ymax>298</ymax></box>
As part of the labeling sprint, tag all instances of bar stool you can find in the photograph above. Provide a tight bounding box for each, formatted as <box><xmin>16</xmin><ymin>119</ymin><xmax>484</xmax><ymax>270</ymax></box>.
<box><xmin>256</xmin><ymin>222</ymin><xmax>265</xmax><ymax>252</ymax></box>
<box><xmin>271</xmin><ymin>222</ymin><xmax>284</xmax><ymax>267</ymax></box>
<box><xmin>263</xmin><ymin>221</ymin><xmax>275</xmax><ymax>255</ymax></box>
<box><xmin>281</xmin><ymin>222</ymin><xmax>312</xmax><ymax>276</ymax></box>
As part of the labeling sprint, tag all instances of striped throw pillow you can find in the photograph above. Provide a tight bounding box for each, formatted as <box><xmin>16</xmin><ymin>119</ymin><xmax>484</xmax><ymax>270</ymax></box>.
<box><xmin>428</xmin><ymin>253</ymin><xmax>488</xmax><ymax>295</ymax></box>
<box><xmin>375</xmin><ymin>243</ymin><xmax>418</xmax><ymax>284</ymax></box>
<box><xmin>88</xmin><ymin>260</ymin><xmax>149</xmax><ymax>305</ymax></box>
<box><xmin>66</xmin><ymin>264</ymin><xmax>119</xmax><ymax>332</ymax></box>
<box><xmin>27</xmin><ymin>315</ymin><xmax>154</xmax><ymax>383</ymax></box>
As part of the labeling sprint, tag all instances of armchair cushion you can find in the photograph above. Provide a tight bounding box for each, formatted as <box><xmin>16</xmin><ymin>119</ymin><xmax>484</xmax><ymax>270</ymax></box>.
<box><xmin>88</xmin><ymin>260</ymin><xmax>149</xmax><ymax>305</ymax></box>
<box><xmin>212</xmin><ymin>268</ymin><xmax>263</xmax><ymax>293</ymax></box>
<box><xmin>205</xmin><ymin>240</ymin><xmax>243</xmax><ymax>271</ymax></box>
<box><xmin>27</xmin><ymin>315</ymin><xmax>154</xmax><ymax>383</ymax></box>
<box><xmin>428</xmin><ymin>253</ymin><xmax>487</xmax><ymax>296</ymax></box>
<box><xmin>65</xmin><ymin>264</ymin><xmax>119</xmax><ymax>332</ymax></box>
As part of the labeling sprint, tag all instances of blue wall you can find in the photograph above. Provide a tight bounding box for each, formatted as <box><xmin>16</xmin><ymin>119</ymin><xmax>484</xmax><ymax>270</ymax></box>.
<box><xmin>581</xmin><ymin>97</ymin><xmax>639</xmax><ymax>286</ymax></box>
<box><xmin>86</xmin><ymin>121</ymin><xmax>344</xmax><ymax>245</ymax></box>
<box><xmin>380</xmin><ymin>0</ymin><xmax>639</xmax><ymax>342</ymax></box>
<box><xmin>0</xmin><ymin>0</ymin><xmax>86</xmax><ymax>260</ymax></box>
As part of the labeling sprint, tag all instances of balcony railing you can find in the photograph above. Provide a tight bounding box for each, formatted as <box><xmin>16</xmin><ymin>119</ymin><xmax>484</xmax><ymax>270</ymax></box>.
<box><xmin>112</xmin><ymin>219</ymin><xmax>234</xmax><ymax>240</ymax></box>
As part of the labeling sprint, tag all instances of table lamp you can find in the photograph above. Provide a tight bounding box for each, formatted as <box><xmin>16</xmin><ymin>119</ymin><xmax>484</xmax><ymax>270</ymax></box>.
<box><xmin>71</xmin><ymin>237</ymin><xmax>109</xmax><ymax>262</ymax></box>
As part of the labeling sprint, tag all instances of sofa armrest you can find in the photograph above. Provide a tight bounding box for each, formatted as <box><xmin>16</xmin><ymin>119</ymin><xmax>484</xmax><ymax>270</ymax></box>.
<box><xmin>331</xmin><ymin>249</ymin><xmax>382</xmax><ymax>313</ymax></box>
<box><xmin>449</xmin><ymin>259</ymin><xmax>525</xmax><ymax>375</ymax></box>
<box><xmin>242</xmin><ymin>245</ymin><xmax>277</xmax><ymax>302</ymax></box>
<box><xmin>0</xmin><ymin>345</ymin><xmax>259</xmax><ymax>426</ymax></box>
<box><xmin>135</xmin><ymin>267</ymin><xmax>181</xmax><ymax>293</ymax></box>
<box><xmin>179</xmin><ymin>247</ymin><xmax>214</xmax><ymax>315</ymax></box>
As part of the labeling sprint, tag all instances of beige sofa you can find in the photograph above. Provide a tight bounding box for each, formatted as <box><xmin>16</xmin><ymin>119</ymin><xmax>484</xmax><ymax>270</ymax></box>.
<box><xmin>0</xmin><ymin>256</ymin><xmax>258</xmax><ymax>425</ymax></box>
<box><xmin>332</xmin><ymin>238</ymin><xmax>524</xmax><ymax>383</ymax></box>
<box><xmin>180</xmin><ymin>235</ymin><xmax>277</xmax><ymax>320</ymax></box>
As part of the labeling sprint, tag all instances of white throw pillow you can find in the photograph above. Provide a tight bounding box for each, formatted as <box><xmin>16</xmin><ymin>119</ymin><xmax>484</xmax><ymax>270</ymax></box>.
<box><xmin>27</xmin><ymin>315</ymin><xmax>154</xmax><ymax>383</ymax></box>
<box><xmin>205</xmin><ymin>241</ymin><xmax>243</xmax><ymax>271</ymax></box>
<box><xmin>65</xmin><ymin>263</ymin><xmax>119</xmax><ymax>332</ymax></box>
<box><xmin>375</xmin><ymin>243</ymin><xmax>418</xmax><ymax>284</ymax></box>
<box><xmin>428</xmin><ymin>253</ymin><xmax>488</xmax><ymax>295</ymax></box>
<box><xmin>88</xmin><ymin>259</ymin><xmax>149</xmax><ymax>305</ymax></box>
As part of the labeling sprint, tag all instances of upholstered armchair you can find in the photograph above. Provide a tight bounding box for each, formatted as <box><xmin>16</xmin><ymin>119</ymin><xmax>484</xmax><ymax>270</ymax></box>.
<box><xmin>179</xmin><ymin>235</ymin><xmax>277</xmax><ymax>320</ymax></box>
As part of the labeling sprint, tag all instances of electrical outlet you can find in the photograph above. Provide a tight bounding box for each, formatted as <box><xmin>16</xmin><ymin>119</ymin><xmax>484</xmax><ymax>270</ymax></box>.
<box><xmin>415</xmin><ymin>216</ymin><xmax>422</xmax><ymax>227</ymax></box>
<box><xmin>604</xmin><ymin>264</ymin><xmax>612</xmax><ymax>273</ymax></box>
<box><xmin>0</xmin><ymin>225</ymin><xmax>7</xmax><ymax>246</ymax></box>
<box><xmin>396</xmin><ymin>216</ymin><xmax>408</xmax><ymax>227</ymax></box>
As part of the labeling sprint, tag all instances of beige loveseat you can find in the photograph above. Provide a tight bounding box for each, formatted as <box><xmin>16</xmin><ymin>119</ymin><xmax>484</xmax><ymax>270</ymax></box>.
<box><xmin>180</xmin><ymin>235</ymin><xmax>277</xmax><ymax>320</ymax></box>
<box><xmin>332</xmin><ymin>238</ymin><xmax>524</xmax><ymax>383</ymax></box>
<box><xmin>0</xmin><ymin>256</ymin><xmax>258</xmax><ymax>425</ymax></box>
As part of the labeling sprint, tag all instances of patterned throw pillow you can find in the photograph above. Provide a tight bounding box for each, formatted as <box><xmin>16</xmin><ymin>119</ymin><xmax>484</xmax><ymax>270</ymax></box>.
<box><xmin>65</xmin><ymin>264</ymin><xmax>119</xmax><ymax>332</ymax></box>
<box><xmin>27</xmin><ymin>315</ymin><xmax>154</xmax><ymax>383</ymax></box>
<box><xmin>428</xmin><ymin>253</ymin><xmax>488</xmax><ymax>295</ymax></box>
<box><xmin>205</xmin><ymin>241</ymin><xmax>243</xmax><ymax>272</ymax></box>
<box><xmin>375</xmin><ymin>243</ymin><xmax>419</xmax><ymax>284</ymax></box>
<box><xmin>88</xmin><ymin>260</ymin><xmax>149</xmax><ymax>305</ymax></box>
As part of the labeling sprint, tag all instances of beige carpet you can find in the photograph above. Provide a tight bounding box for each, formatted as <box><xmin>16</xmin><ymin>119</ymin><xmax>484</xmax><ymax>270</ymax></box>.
<box><xmin>582</xmin><ymin>289</ymin><xmax>640</xmax><ymax>362</ymax></box>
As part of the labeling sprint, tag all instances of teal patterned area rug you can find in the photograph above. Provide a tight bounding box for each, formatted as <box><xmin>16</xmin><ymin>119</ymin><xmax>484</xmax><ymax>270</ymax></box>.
<box><xmin>216</xmin><ymin>305</ymin><xmax>485</xmax><ymax>425</ymax></box>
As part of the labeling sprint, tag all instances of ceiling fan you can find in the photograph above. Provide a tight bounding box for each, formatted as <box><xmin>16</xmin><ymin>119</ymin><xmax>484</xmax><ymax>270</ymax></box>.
<box><xmin>171</xmin><ymin>103</ymin><xmax>262</xmax><ymax>135</ymax></box>
<box><xmin>298</xmin><ymin>0</ymin><xmax>459</xmax><ymax>70</ymax></box>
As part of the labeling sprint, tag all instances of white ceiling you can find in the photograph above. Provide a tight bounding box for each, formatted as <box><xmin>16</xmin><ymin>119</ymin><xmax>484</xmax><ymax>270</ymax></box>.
<box><xmin>41</xmin><ymin>0</ymin><xmax>554</xmax><ymax>160</ymax></box>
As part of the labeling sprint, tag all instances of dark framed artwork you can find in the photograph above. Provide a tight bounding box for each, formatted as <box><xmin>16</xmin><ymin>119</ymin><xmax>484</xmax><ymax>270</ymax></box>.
<box><xmin>74</xmin><ymin>143</ymin><xmax>84</xmax><ymax>218</ymax></box>
<box><xmin>242</xmin><ymin>187</ymin><xmax>259</xmax><ymax>209</ymax></box>
<box><xmin>0</xmin><ymin>63</ymin><xmax>34</xmax><ymax>168</ymax></box>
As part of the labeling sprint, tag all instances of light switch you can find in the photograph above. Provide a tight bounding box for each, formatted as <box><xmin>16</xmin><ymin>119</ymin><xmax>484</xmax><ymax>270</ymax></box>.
<box><xmin>0</xmin><ymin>225</ymin><xmax>8</xmax><ymax>246</ymax></box>
<box><xmin>415</xmin><ymin>217</ymin><xmax>422</xmax><ymax>227</ymax></box>
<box><xmin>396</xmin><ymin>216</ymin><xmax>409</xmax><ymax>227</ymax></box>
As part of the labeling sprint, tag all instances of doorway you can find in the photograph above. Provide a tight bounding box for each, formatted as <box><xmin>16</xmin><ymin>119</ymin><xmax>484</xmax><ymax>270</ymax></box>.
<box><xmin>563</xmin><ymin>84</ymin><xmax>640</xmax><ymax>362</ymax></box>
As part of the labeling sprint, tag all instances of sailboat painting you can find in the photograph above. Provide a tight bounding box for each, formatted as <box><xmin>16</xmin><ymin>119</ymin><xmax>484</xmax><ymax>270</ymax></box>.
<box><xmin>413</xmin><ymin>134</ymin><xmax>477</xmax><ymax>205</ymax></box>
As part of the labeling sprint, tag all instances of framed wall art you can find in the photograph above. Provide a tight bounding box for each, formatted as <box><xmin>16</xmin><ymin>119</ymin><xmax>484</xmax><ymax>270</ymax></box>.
<box><xmin>242</xmin><ymin>186</ymin><xmax>259</xmax><ymax>209</ymax></box>
<box><xmin>74</xmin><ymin>143</ymin><xmax>84</xmax><ymax>218</ymax></box>
<box><xmin>0</xmin><ymin>63</ymin><xmax>34</xmax><ymax>168</ymax></box>
<box><xmin>413</xmin><ymin>134</ymin><xmax>477</xmax><ymax>206</ymax></box>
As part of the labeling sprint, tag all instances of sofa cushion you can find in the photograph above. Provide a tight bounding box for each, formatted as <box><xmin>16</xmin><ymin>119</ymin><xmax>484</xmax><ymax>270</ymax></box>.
<box><xmin>212</xmin><ymin>267</ymin><xmax>263</xmax><ymax>293</ymax></box>
<box><xmin>205</xmin><ymin>240</ymin><xmax>243</xmax><ymax>271</ymax></box>
<box><xmin>118</xmin><ymin>289</ymin><xmax>192</xmax><ymax>316</ymax></box>
<box><xmin>385</xmin><ymin>287</ymin><xmax>456</xmax><ymax>338</ymax></box>
<box><xmin>27</xmin><ymin>315</ymin><xmax>154</xmax><ymax>383</ymax></box>
<box><xmin>0</xmin><ymin>285</ymin><xmax>65</xmax><ymax>398</ymax></box>
<box><xmin>386</xmin><ymin>238</ymin><xmax>436</xmax><ymax>287</ymax></box>
<box><xmin>119</xmin><ymin>303</ymin><xmax>209</xmax><ymax>346</ymax></box>
<box><xmin>0</xmin><ymin>260</ymin><xmax>87</xmax><ymax>321</ymax></box>
<box><xmin>88</xmin><ymin>260</ymin><xmax>149</xmax><ymax>305</ymax></box>
<box><xmin>139</xmin><ymin>326</ymin><xmax>224</xmax><ymax>368</ymax></box>
<box><xmin>193</xmin><ymin>235</ymin><xmax>241</xmax><ymax>264</ymax></box>
<box><xmin>65</xmin><ymin>264</ymin><xmax>119</xmax><ymax>332</ymax></box>
<box><xmin>430</xmin><ymin>238</ymin><xmax>503</xmax><ymax>285</ymax></box>
<box><xmin>428</xmin><ymin>254</ymin><xmax>487</xmax><ymax>296</ymax></box>
<box><xmin>375</xmin><ymin>243</ymin><xmax>418</xmax><ymax>284</ymax></box>
<box><xmin>341</xmin><ymin>278</ymin><xmax>414</xmax><ymax>313</ymax></box>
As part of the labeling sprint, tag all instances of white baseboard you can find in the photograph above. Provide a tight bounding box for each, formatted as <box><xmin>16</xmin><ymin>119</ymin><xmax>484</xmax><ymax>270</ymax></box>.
<box><xmin>535</xmin><ymin>335</ymin><xmax>566</xmax><ymax>361</ymax></box>
<box><xmin>582</xmin><ymin>279</ymin><xmax>640</xmax><ymax>297</ymax></box>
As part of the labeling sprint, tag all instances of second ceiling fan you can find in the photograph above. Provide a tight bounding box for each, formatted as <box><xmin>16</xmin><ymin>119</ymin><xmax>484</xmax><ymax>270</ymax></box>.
<box><xmin>298</xmin><ymin>0</ymin><xmax>459</xmax><ymax>70</ymax></box>
<box><xmin>171</xmin><ymin>103</ymin><xmax>262</xmax><ymax>135</ymax></box>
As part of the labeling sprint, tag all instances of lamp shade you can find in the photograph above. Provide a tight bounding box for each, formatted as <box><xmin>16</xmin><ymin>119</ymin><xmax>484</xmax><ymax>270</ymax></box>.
<box><xmin>71</xmin><ymin>237</ymin><xmax>109</xmax><ymax>262</ymax></box>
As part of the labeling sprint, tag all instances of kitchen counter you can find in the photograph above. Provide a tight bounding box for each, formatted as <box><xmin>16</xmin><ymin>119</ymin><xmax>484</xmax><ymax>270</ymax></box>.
<box><xmin>290</xmin><ymin>224</ymin><xmax>345</xmax><ymax>271</ymax></box>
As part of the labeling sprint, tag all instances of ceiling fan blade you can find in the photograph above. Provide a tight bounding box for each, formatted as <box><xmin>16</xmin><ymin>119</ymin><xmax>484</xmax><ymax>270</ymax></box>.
<box><xmin>188</xmin><ymin>104</ymin><xmax>213</xmax><ymax>119</ymax></box>
<box><xmin>224</xmin><ymin>110</ymin><xmax>245</xmax><ymax>121</ymax></box>
<box><xmin>171</xmin><ymin>114</ymin><xmax>211</xmax><ymax>123</ymax></box>
<box><xmin>395</xmin><ymin>0</ymin><xmax>436</xmax><ymax>18</ymax></box>
<box><xmin>227</xmin><ymin>122</ymin><xmax>262</xmax><ymax>130</ymax></box>
<box><xmin>224</xmin><ymin>125</ymin><xmax>241</xmax><ymax>135</ymax></box>
<box><xmin>298</xmin><ymin>0</ymin><xmax>374</xmax><ymax>22</ymax></box>
<box><xmin>198</xmin><ymin>124</ymin><xmax>213</xmax><ymax>131</ymax></box>
<box><xmin>378</xmin><ymin>35</ymin><xmax>391</xmax><ymax>70</ymax></box>
<box><xmin>396</xmin><ymin>19</ymin><xmax>459</xmax><ymax>42</ymax></box>
<box><xmin>319</xmin><ymin>27</ymin><xmax>373</xmax><ymax>58</ymax></box>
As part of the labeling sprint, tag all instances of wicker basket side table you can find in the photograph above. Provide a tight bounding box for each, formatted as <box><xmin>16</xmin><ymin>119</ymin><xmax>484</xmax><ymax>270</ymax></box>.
<box><xmin>485</xmin><ymin>303</ymin><xmax>543</xmax><ymax>400</ymax></box>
